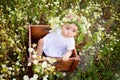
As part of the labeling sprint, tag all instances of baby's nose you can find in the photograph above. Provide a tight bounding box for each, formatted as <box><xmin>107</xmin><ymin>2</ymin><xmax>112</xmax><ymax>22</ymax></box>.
<box><xmin>68</xmin><ymin>30</ymin><xmax>72</xmax><ymax>34</ymax></box>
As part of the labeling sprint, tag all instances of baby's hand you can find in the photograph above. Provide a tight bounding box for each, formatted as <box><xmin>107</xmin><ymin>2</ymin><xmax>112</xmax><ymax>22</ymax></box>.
<box><xmin>62</xmin><ymin>55</ymin><xmax>69</xmax><ymax>61</ymax></box>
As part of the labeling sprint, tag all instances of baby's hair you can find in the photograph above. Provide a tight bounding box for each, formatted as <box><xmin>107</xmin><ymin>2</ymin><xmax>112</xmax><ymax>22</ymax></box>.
<box><xmin>62</xmin><ymin>13</ymin><xmax>81</xmax><ymax>30</ymax></box>
<box><xmin>65</xmin><ymin>13</ymin><xmax>80</xmax><ymax>21</ymax></box>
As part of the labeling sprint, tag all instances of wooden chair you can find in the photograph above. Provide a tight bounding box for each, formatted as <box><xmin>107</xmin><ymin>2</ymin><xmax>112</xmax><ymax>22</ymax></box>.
<box><xmin>28</xmin><ymin>25</ymin><xmax>80</xmax><ymax>72</ymax></box>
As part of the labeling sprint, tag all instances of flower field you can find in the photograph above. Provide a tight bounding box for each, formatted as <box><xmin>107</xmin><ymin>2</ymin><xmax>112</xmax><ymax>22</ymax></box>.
<box><xmin>0</xmin><ymin>0</ymin><xmax>120</xmax><ymax>80</ymax></box>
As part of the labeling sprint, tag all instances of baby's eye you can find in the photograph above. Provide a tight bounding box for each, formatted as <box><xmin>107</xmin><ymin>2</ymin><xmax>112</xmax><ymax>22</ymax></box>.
<box><xmin>66</xmin><ymin>27</ymin><xmax>69</xmax><ymax>30</ymax></box>
<box><xmin>72</xmin><ymin>30</ymin><xmax>76</xmax><ymax>32</ymax></box>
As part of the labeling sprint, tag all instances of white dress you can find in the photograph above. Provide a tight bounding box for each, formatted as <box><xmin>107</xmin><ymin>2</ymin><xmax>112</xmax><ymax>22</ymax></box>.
<box><xmin>43</xmin><ymin>28</ymin><xmax>75</xmax><ymax>57</ymax></box>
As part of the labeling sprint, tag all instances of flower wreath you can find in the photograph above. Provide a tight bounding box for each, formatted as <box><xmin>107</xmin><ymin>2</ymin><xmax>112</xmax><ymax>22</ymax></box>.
<box><xmin>61</xmin><ymin>17</ymin><xmax>81</xmax><ymax>30</ymax></box>
<box><xmin>49</xmin><ymin>16</ymin><xmax>88</xmax><ymax>34</ymax></box>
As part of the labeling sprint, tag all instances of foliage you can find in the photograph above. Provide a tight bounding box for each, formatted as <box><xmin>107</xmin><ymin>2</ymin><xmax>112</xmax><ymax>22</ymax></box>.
<box><xmin>0</xmin><ymin>0</ymin><xmax>120</xmax><ymax>80</ymax></box>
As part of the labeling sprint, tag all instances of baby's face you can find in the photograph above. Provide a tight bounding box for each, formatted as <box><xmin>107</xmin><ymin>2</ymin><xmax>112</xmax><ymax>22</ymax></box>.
<box><xmin>61</xmin><ymin>23</ymin><xmax>78</xmax><ymax>38</ymax></box>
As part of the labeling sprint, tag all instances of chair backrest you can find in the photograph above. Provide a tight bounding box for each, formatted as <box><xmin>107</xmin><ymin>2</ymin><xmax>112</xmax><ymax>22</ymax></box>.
<box><xmin>29</xmin><ymin>25</ymin><xmax>50</xmax><ymax>47</ymax></box>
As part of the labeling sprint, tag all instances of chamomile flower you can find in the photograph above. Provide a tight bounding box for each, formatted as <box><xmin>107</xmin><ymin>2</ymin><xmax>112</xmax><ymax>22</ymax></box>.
<box><xmin>28</xmin><ymin>47</ymin><xmax>34</xmax><ymax>53</ymax></box>
<box><xmin>42</xmin><ymin>61</ymin><xmax>47</xmax><ymax>68</ymax></box>
<box><xmin>33</xmin><ymin>60</ymin><xmax>38</xmax><ymax>65</ymax></box>
<box><xmin>23</xmin><ymin>75</ymin><xmax>29</xmax><ymax>80</ymax></box>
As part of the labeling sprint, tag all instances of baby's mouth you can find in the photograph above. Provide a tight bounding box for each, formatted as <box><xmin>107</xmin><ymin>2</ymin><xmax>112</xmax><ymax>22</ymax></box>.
<box><xmin>66</xmin><ymin>34</ymin><xmax>71</xmax><ymax>38</ymax></box>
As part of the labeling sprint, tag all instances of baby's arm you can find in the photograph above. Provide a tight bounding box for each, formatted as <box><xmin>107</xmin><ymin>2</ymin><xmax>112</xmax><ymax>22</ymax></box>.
<box><xmin>37</xmin><ymin>38</ymin><xmax>44</xmax><ymax>56</ymax></box>
<box><xmin>62</xmin><ymin>50</ymin><xmax>72</xmax><ymax>61</ymax></box>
